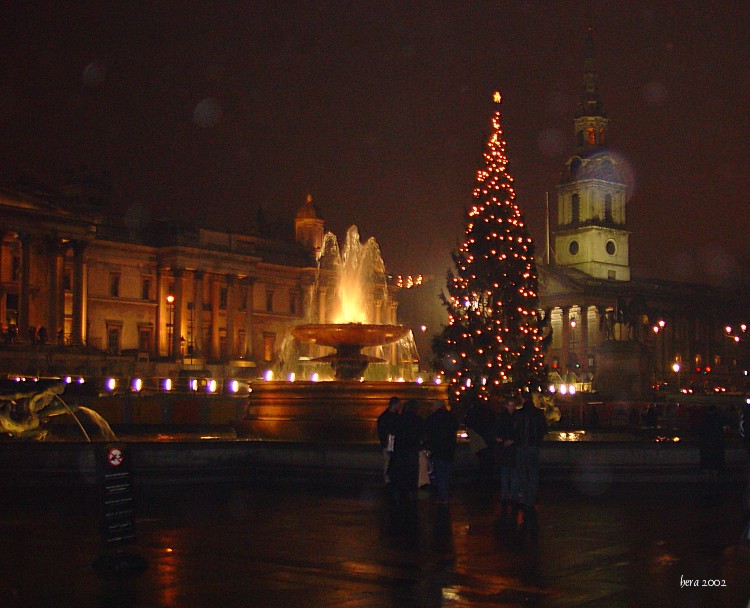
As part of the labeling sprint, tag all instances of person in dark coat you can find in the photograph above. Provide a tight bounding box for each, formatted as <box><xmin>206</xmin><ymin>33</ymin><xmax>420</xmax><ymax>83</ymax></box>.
<box><xmin>387</xmin><ymin>399</ymin><xmax>424</xmax><ymax>507</ymax></box>
<box><xmin>495</xmin><ymin>397</ymin><xmax>518</xmax><ymax>510</ymax></box>
<box><xmin>511</xmin><ymin>397</ymin><xmax>548</xmax><ymax>509</ymax></box>
<box><xmin>699</xmin><ymin>405</ymin><xmax>725</xmax><ymax>482</ymax></box>
<box><xmin>377</xmin><ymin>397</ymin><xmax>400</xmax><ymax>485</ymax></box>
<box><xmin>465</xmin><ymin>397</ymin><xmax>497</xmax><ymax>484</ymax></box>
<box><xmin>425</xmin><ymin>399</ymin><xmax>459</xmax><ymax>504</ymax></box>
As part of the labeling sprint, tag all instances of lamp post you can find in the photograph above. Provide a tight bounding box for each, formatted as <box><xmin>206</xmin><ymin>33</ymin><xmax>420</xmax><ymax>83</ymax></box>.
<box><xmin>166</xmin><ymin>294</ymin><xmax>175</xmax><ymax>359</ymax></box>
<box><xmin>672</xmin><ymin>362</ymin><xmax>681</xmax><ymax>393</ymax></box>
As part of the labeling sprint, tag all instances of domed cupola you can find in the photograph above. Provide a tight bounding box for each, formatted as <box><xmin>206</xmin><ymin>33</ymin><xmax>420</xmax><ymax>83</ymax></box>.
<box><xmin>294</xmin><ymin>194</ymin><xmax>325</xmax><ymax>258</ymax></box>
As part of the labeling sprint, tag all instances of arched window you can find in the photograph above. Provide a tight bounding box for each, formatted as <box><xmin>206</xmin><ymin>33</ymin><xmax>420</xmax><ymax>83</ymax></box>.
<box><xmin>604</xmin><ymin>193</ymin><xmax>613</xmax><ymax>223</ymax></box>
<box><xmin>571</xmin><ymin>193</ymin><xmax>580</xmax><ymax>224</ymax></box>
<box><xmin>587</xmin><ymin>128</ymin><xmax>595</xmax><ymax>145</ymax></box>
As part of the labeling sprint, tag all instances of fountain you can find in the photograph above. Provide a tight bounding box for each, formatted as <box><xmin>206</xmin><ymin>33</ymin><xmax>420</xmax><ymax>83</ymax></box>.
<box><xmin>0</xmin><ymin>379</ymin><xmax>116</xmax><ymax>441</ymax></box>
<box><xmin>241</xmin><ymin>226</ymin><xmax>446</xmax><ymax>442</ymax></box>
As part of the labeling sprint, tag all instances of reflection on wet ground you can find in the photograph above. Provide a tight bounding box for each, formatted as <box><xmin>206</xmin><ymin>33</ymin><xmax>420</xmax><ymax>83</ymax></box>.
<box><xmin>1</xmin><ymin>478</ymin><xmax>749</xmax><ymax>607</ymax></box>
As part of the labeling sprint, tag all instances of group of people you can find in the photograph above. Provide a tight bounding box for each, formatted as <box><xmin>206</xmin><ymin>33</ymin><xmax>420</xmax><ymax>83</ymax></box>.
<box><xmin>377</xmin><ymin>397</ymin><xmax>459</xmax><ymax>507</ymax></box>
<box><xmin>466</xmin><ymin>395</ymin><xmax>548</xmax><ymax>512</ymax></box>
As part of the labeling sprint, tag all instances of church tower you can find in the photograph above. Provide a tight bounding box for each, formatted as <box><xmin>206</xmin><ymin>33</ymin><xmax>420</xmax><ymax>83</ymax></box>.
<box><xmin>294</xmin><ymin>194</ymin><xmax>325</xmax><ymax>259</ymax></box>
<box><xmin>553</xmin><ymin>27</ymin><xmax>630</xmax><ymax>281</ymax></box>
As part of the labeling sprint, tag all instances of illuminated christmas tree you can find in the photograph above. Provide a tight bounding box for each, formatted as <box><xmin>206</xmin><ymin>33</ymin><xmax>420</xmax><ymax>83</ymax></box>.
<box><xmin>434</xmin><ymin>92</ymin><xmax>548</xmax><ymax>407</ymax></box>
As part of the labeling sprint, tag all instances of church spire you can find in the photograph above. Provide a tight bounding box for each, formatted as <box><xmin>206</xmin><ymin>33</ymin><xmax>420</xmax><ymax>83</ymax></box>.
<box><xmin>576</xmin><ymin>25</ymin><xmax>605</xmax><ymax>119</ymax></box>
<box><xmin>573</xmin><ymin>25</ymin><xmax>608</xmax><ymax>152</ymax></box>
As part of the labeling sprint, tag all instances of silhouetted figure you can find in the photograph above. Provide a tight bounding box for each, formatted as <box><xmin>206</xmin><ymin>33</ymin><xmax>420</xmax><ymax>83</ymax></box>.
<box><xmin>387</xmin><ymin>399</ymin><xmax>424</xmax><ymax>510</ymax></box>
<box><xmin>37</xmin><ymin>326</ymin><xmax>48</xmax><ymax>345</ymax></box>
<box><xmin>465</xmin><ymin>398</ymin><xmax>497</xmax><ymax>485</ymax></box>
<box><xmin>511</xmin><ymin>398</ymin><xmax>548</xmax><ymax>509</ymax></box>
<box><xmin>377</xmin><ymin>396</ymin><xmax>400</xmax><ymax>485</ymax></box>
<box><xmin>699</xmin><ymin>405</ymin><xmax>725</xmax><ymax>485</ymax></box>
<box><xmin>643</xmin><ymin>403</ymin><xmax>658</xmax><ymax>428</ymax></box>
<box><xmin>28</xmin><ymin>325</ymin><xmax>36</xmax><ymax>345</ymax></box>
<box><xmin>425</xmin><ymin>399</ymin><xmax>459</xmax><ymax>504</ymax></box>
<box><xmin>496</xmin><ymin>398</ymin><xmax>518</xmax><ymax>511</ymax></box>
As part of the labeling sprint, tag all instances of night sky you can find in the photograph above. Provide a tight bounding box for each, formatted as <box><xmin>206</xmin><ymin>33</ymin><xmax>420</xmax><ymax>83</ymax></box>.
<box><xmin>1</xmin><ymin>2</ymin><xmax>748</xmax><ymax>293</ymax></box>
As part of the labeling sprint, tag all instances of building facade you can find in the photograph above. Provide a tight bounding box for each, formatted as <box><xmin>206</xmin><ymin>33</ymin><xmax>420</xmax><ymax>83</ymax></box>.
<box><xmin>0</xmin><ymin>186</ymin><xmax>403</xmax><ymax>380</ymax></box>
<box><xmin>539</xmin><ymin>29</ymin><xmax>748</xmax><ymax>398</ymax></box>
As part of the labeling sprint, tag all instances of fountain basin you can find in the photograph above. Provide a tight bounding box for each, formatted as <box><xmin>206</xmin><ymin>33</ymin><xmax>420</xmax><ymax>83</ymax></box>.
<box><xmin>292</xmin><ymin>323</ymin><xmax>409</xmax><ymax>348</ymax></box>
<box><xmin>292</xmin><ymin>323</ymin><xmax>410</xmax><ymax>380</ymax></box>
<box><xmin>239</xmin><ymin>381</ymin><xmax>447</xmax><ymax>443</ymax></box>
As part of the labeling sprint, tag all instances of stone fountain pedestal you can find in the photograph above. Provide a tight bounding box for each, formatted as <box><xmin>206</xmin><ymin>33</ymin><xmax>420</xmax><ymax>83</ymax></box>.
<box><xmin>238</xmin><ymin>381</ymin><xmax>447</xmax><ymax>443</ymax></box>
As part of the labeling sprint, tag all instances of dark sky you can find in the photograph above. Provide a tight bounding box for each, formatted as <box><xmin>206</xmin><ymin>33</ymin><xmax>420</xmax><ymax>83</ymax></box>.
<box><xmin>1</xmin><ymin>1</ymin><xmax>749</xmax><ymax>292</ymax></box>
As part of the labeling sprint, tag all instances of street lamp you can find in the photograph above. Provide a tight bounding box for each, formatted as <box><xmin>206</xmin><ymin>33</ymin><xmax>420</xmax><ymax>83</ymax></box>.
<box><xmin>672</xmin><ymin>362</ymin><xmax>681</xmax><ymax>392</ymax></box>
<box><xmin>166</xmin><ymin>294</ymin><xmax>175</xmax><ymax>358</ymax></box>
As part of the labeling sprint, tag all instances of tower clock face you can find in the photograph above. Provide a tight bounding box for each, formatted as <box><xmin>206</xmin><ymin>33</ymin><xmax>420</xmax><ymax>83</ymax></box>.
<box><xmin>569</xmin><ymin>240</ymin><xmax>579</xmax><ymax>255</ymax></box>
<box><xmin>606</xmin><ymin>240</ymin><xmax>616</xmax><ymax>255</ymax></box>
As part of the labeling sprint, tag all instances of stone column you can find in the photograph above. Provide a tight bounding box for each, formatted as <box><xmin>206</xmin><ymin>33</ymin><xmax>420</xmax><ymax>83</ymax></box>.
<box><xmin>172</xmin><ymin>268</ymin><xmax>185</xmax><ymax>360</ymax></box>
<box><xmin>71</xmin><ymin>240</ymin><xmax>87</xmax><ymax>346</ymax></box>
<box><xmin>18</xmin><ymin>233</ymin><xmax>32</xmax><ymax>336</ymax></box>
<box><xmin>225</xmin><ymin>274</ymin><xmax>236</xmax><ymax>360</ymax></box>
<box><xmin>580</xmin><ymin>304</ymin><xmax>589</xmax><ymax>371</ymax></box>
<box><xmin>560</xmin><ymin>306</ymin><xmax>570</xmax><ymax>375</ymax></box>
<box><xmin>193</xmin><ymin>270</ymin><xmax>204</xmax><ymax>356</ymax></box>
<box><xmin>45</xmin><ymin>237</ymin><xmax>63</xmax><ymax>339</ymax></box>
<box><xmin>210</xmin><ymin>275</ymin><xmax>220</xmax><ymax>359</ymax></box>
<box><xmin>156</xmin><ymin>265</ymin><xmax>166</xmax><ymax>357</ymax></box>
<box><xmin>244</xmin><ymin>277</ymin><xmax>255</xmax><ymax>359</ymax></box>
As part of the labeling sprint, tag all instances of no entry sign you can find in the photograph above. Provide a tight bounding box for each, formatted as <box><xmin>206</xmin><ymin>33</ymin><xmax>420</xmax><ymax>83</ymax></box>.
<box><xmin>97</xmin><ymin>443</ymin><xmax>136</xmax><ymax>546</ymax></box>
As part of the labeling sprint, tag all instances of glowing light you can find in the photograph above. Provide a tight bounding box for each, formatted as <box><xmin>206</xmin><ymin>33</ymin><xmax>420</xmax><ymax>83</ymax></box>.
<box><xmin>132</xmin><ymin>378</ymin><xmax>142</xmax><ymax>392</ymax></box>
<box><xmin>163</xmin><ymin>378</ymin><xmax>172</xmax><ymax>391</ymax></box>
<box><xmin>189</xmin><ymin>378</ymin><xmax>198</xmax><ymax>391</ymax></box>
<box><xmin>207</xmin><ymin>379</ymin><xmax>217</xmax><ymax>393</ymax></box>
<box><xmin>264</xmin><ymin>370</ymin><xmax>274</xmax><ymax>382</ymax></box>
<box><xmin>288</xmin><ymin>373</ymin><xmax>296</xmax><ymax>382</ymax></box>
<box><xmin>229</xmin><ymin>380</ymin><xmax>239</xmax><ymax>393</ymax></box>
<box><xmin>64</xmin><ymin>376</ymin><xmax>72</xmax><ymax>384</ymax></box>
<box><xmin>106</xmin><ymin>378</ymin><xmax>116</xmax><ymax>391</ymax></box>
<box><xmin>311</xmin><ymin>373</ymin><xmax>319</xmax><ymax>382</ymax></box>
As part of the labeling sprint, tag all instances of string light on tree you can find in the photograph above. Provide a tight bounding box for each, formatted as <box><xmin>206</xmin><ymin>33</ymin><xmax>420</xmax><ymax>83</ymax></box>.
<box><xmin>433</xmin><ymin>90</ymin><xmax>550</xmax><ymax>407</ymax></box>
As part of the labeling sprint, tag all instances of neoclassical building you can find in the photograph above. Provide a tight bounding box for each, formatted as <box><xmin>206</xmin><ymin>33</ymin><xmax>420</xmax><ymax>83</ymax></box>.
<box><xmin>539</xmin><ymin>29</ymin><xmax>747</xmax><ymax>398</ymax></box>
<box><xmin>0</xmin><ymin>183</ymin><xmax>400</xmax><ymax>379</ymax></box>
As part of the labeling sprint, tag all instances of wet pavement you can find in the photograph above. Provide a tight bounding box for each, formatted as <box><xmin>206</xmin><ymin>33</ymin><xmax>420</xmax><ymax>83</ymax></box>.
<box><xmin>1</xmin><ymin>476</ymin><xmax>749</xmax><ymax>607</ymax></box>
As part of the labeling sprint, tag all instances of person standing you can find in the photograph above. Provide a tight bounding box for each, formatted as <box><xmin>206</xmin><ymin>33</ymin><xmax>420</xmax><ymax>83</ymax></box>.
<box><xmin>699</xmin><ymin>405</ymin><xmax>725</xmax><ymax>485</ymax></box>
<box><xmin>465</xmin><ymin>397</ymin><xmax>497</xmax><ymax>485</ymax></box>
<box><xmin>377</xmin><ymin>397</ymin><xmax>400</xmax><ymax>485</ymax></box>
<box><xmin>425</xmin><ymin>399</ymin><xmax>459</xmax><ymax>504</ymax></box>
<box><xmin>511</xmin><ymin>397</ymin><xmax>548</xmax><ymax>510</ymax></box>
<box><xmin>387</xmin><ymin>399</ymin><xmax>424</xmax><ymax>508</ymax></box>
<box><xmin>496</xmin><ymin>397</ymin><xmax>518</xmax><ymax>511</ymax></box>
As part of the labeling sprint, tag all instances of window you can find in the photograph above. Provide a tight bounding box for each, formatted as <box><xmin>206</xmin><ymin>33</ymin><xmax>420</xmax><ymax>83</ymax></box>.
<box><xmin>63</xmin><ymin>270</ymin><xmax>72</xmax><ymax>292</ymax></box>
<box><xmin>141</xmin><ymin>278</ymin><xmax>151</xmax><ymax>300</ymax></box>
<box><xmin>606</xmin><ymin>240</ymin><xmax>616</xmax><ymax>256</ymax></box>
<box><xmin>266</xmin><ymin>289</ymin><xmax>274</xmax><ymax>313</ymax></box>
<box><xmin>568</xmin><ymin>240</ymin><xmax>579</xmax><ymax>255</ymax></box>
<box><xmin>109</xmin><ymin>273</ymin><xmax>120</xmax><ymax>297</ymax></box>
<box><xmin>219</xmin><ymin>287</ymin><xmax>227</xmax><ymax>310</ymax></box>
<box><xmin>107</xmin><ymin>327</ymin><xmax>121</xmax><ymax>354</ymax></box>
<box><xmin>608</xmin><ymin>270</ymin><xmax>616</xmax><ymax>280</ymax></box>
<box><xmin>604</xmin><ymin>194</ymin><xmax>613</xmax><ymax>223</ymax></box>
<box><xmin>263</xmin><ymin>333</ymin><xmax>275</xmax><ymax>362</ymax></box>
<box><xmin>139</xmin><ymin>328</ymin><xmax>152</xmax><ymax>352</ymax></box>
